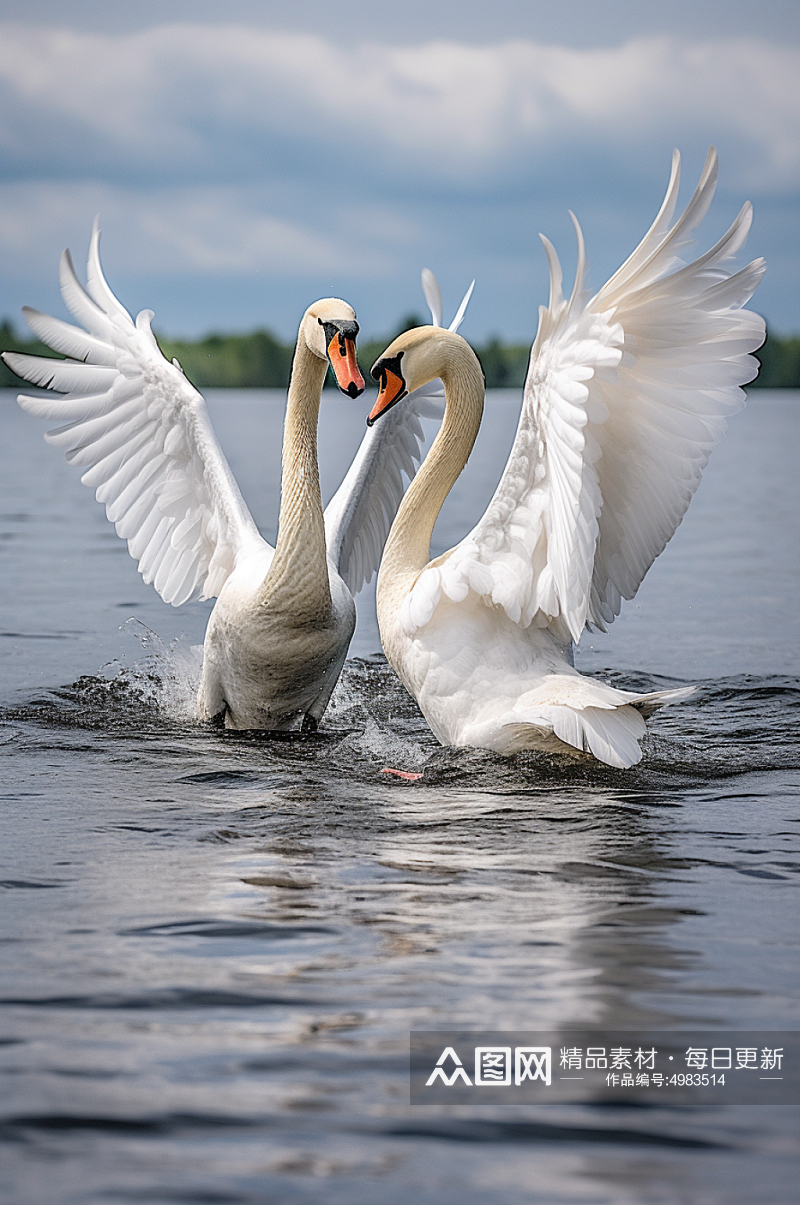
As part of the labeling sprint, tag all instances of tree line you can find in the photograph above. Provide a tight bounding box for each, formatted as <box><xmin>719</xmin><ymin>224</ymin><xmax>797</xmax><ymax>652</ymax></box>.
<box><xmin>2</xmin><ymin>316</ymin><xmax>798</xmax><ymax>391</ymax></box>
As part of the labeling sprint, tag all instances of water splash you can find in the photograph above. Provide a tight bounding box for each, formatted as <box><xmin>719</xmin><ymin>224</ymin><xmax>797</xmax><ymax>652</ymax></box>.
<box><xmin>1</xmin><ymin>620</ymin><xmax>203</xmax><ymax>732</ymax></box>
<box><xmin>327</xmin><ymin>655</ymin><xmax>433</xmax><ymax>772</ymax></box>
<box><xmin>114</xmin><ymin>618</ymin><xmax>203</xmax><ymax>722</ymax></box>
<box><xmin>3</xmin><ymin>625</ymin><xmax>799</xmax><ymax>789</ymax></box>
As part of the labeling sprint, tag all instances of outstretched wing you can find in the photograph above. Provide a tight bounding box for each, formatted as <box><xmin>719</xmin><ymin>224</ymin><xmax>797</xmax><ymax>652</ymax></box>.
<box><xmin>587</xmin><ymin>152</ymin><xmax>765</xmax><ymax>631</ymax></box>
<box><xmin>325</xmin><ymin>273</ymin><xmax>474</xmax><ymax>595</ymax></box>
<box><xmin>3</xmin><ymin>221</ymin><xmax>265</xmax><ymax>607</ymax></box>
<box><xmin>414</xmin><ymin>148</ymin><xmax>764</xmax><ymax>644</ymax></box>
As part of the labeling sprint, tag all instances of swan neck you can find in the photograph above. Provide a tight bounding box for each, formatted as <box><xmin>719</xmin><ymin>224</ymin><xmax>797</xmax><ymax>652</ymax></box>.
<box><xmin>381</xmin><ymin>347</ymin><xmax>484</xmax><ymax>584</ymax></box>
<box><xmin>260</xmin><ymin>338</ymin><xmax>331</xmax><ymax>611</ymax></box>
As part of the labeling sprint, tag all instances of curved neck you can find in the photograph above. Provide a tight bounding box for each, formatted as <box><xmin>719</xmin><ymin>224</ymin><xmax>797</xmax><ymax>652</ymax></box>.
<box><xmin>380</xmin><ymin>340</ymin><xmax>485</xmax><ymax>589</ymax></box>
<box><xmin>259</xmin><ymin>337</ymin><xmax>331</xmax><ymax>613</ymax></box>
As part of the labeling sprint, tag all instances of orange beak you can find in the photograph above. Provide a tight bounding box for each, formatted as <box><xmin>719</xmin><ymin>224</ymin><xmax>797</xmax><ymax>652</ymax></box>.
<box><xmin>367</xmin><ymin>367</ymin><xmax>407</xmax><ymax>425</ymax></box>
<box><xmin>328</xmin><ymin>333</ymin><xmax>365</xmax><ymax>398</ymax></box>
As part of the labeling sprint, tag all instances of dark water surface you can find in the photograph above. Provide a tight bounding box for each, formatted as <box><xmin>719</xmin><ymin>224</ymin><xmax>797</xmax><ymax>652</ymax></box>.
<box><xmin>1</xmin><ymin>388</ymin><xmax>799</xmax><ymax>1203</ymax></box>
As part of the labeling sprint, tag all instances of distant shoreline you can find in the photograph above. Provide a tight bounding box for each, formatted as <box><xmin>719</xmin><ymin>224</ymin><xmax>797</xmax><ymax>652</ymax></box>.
<box><xmin>1</xmin><ymin>318</ymin><xmax>794</xmax><ymax>391</ymax></box>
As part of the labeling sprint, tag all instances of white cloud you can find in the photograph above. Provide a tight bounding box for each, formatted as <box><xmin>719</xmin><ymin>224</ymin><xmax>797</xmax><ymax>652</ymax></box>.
<box><xmin>0</xmin><ymin>180</ymin><xmax>400</xmax><ymax>281</ymax></box>
<box><xmin>1</xmin><ymin>21</ymin><xmax>795</xmax><ymax>336</ymax></box>
<box><xmin>1</xmin><ymin>24</ymin><xmax>799</xmax><ymax>191</ymax></box>
<box><xmin>132</xmin><ymin>191</ymin><xmax>389</xmax><ymax>276</ymax></box>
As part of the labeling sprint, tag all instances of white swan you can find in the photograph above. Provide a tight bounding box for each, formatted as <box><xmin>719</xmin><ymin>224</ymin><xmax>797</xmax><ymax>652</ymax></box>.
<box><xmin>368</xmin><ymin>149</ymin><xmax>766</xmax><ymax>768</ymax></box>
<box><xmin>3</xmin><ymin>223</ymin><xmax>471</xmax><ymax>731</ymax></box>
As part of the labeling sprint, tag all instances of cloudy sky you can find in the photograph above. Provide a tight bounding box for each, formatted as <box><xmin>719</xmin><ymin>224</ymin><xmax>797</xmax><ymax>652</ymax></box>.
<box><xmin>2</xmin><ymin>0</ymin><xmax>798</xmax><ymax>344</ymax></box>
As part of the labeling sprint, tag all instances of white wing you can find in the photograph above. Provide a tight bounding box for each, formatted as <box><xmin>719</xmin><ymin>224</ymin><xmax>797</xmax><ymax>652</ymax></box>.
<box><xmin>587</xmin><ymin>151</ymin><xmax>765</xmax><ymax>631</ymax></box>
<box><xmin>405</xmin><ymin>148</ymin><xmax>765</xmax><ymax>644</ymax></box>
<box><xmin>4</xmin><ymin>221</ymin><xmax>265</xmax><ymax>607</ymax></box>
<box><xmin>325</xmin><ymin>274</ymin><xmax>474</xmax><ymax>595</ymax></box>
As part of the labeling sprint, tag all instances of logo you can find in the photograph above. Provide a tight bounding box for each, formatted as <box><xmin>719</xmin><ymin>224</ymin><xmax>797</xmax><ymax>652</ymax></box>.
<box><xmin>411</xmin><ymin>1031</ymin><xmax>797</xmax><ymax>1105</ymax></box>
<box><xmin>425</xmin><ymin>1047</ymin><xmax>472</xmax><ymax>1086</ymax></box>
<box><xmin>515</xmin><ymin>1047</ymin><xmax>551</xmax><ymax>1086</ymax></box>
<box><xmin>475</xmin><ymin>1047</ymin><xmax>511</xmax><ymax>1085</ymax></box>
<box><xmin>425</xmin><ymin>1045</ymin><xmax>552</xmax><ymax>1088</ymax></box>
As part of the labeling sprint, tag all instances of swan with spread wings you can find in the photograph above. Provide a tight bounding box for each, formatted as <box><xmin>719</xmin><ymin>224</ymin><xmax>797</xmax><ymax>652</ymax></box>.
<box><xmin>3</xmin><ymin>225</ymin><xmax>471</xmax><ymax>731</ymax></box>
<box><xmin>368</xmin><ymin>150</ymin><xmax>765</xmax><ymax>767</ymax></box>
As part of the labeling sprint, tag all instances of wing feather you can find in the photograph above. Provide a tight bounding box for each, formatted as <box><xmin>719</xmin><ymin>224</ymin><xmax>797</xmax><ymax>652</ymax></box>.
<box><xmin>414</xmin><ymin>148</ymin><xmax>764</xmax><ymax>643</ymax></box>
<box><xmin>2</xmin><ymin>353</ymin><xmax>118</xmax><ymax>394</ymax></box>
<box><xmin>4</xmin><ymin>220</ymin><xmax>265</xmax><ymax>606</ymax></box>
<box><xmin>421</xmin><ymin>268</ymin><xmax>443</xmax><ymax>327</ymax></box>
<box><xmin>21</xmin><ymin>306</ymin><xmax>119</xmax><ymax>365</ymax></box>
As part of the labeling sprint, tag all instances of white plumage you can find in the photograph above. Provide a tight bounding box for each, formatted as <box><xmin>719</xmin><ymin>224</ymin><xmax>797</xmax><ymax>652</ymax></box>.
<box><xmin>12</xmin><ymin>230</ymin><xmax>262</xmax><ymax>608</ymax></box>
<box><xmin>371</xmin><ymin>149</ymin><xmax>765</xmax><ymax>768</ymax></box>
<box><xmin>4</xmin><ymin>222</ymin><xmax>471</xmax><ymax>730</ymax></box>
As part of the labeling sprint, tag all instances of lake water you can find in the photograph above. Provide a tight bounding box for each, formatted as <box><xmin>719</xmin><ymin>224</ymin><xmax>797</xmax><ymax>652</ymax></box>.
<box><xmin>1</xmin><ymin>386</ymin><xmax>799</xmax><ymax>1204</ymax></box>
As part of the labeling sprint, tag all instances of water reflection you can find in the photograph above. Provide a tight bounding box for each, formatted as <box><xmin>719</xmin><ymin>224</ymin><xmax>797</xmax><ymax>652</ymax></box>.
<box><xmin>2</xmin><ymin>653</ymin><xmax>799</xmax><ymax>1202</ymax></box>
<box><xmin>160</xmin><ymin>752</ymin><xmax>714</xmax><ymax>1042</ymax></box>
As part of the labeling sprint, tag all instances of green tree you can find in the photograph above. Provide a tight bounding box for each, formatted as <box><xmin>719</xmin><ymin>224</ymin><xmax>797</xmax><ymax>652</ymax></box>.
<box><xmin>2</xmin><ymin>317</ymin><xmax>797</xmax><ymax>393</ymax></box>
<box><xmin>751</xmin><ymin>330</ymin><xmax>800</xmax><ymax>388</ymax></box>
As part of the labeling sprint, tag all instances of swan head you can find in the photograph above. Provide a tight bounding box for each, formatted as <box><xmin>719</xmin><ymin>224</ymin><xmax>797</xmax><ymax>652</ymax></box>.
<box><xmin>300</xmin><ymin>298</ymin><xmax>365</xmax><ymax>398</ymax></box>
<box><xmin>368</xmin><ymin>326</ymin><xmax>470</xmax><ymax>425</ymax></box>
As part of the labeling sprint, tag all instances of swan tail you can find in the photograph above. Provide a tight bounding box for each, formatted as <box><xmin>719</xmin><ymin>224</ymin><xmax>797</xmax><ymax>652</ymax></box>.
<box><xmin>486</xmin><ymin>704</ymin><xmax>646</xmax><ymax>768</ymax></box>
<box><xmin>626</xmin><ymin>684</ymin><xmax>696</xmax><ymax>718</ymax></box>
<box><xmin>470</xmin><ymin>683</ymin><xmax>694</xmax><ymax>768</ymax></box>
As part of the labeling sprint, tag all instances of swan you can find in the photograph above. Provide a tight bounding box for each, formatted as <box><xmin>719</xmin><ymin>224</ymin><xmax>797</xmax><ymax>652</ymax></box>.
<box><xmin>368</xmin><ymin>149</ymin><xmax>766</xmax><ymax>768</ymax></box>
<box><xmin>3</xmin><ymin>222</ymin><xmax>471</xmax><ymax>731</ymax></box>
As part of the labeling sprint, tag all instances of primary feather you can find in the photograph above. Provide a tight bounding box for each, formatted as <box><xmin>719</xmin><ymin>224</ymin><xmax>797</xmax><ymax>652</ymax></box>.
<box><xmin>6</xmin><ymin>221</ymin><xmax>262</xmax><ymax>608</ymax></box>
<box><xmin>413</xmin><ymin>148</ymin><xmax>765</xmax><ymax>646</ymax></box>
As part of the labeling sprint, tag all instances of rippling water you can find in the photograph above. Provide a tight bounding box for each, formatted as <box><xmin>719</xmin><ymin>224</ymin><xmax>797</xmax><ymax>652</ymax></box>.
<box><xmin>1</xmin><ymin>388</ymin><xmax>799</xmax><ymax>1204</ymax></box>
